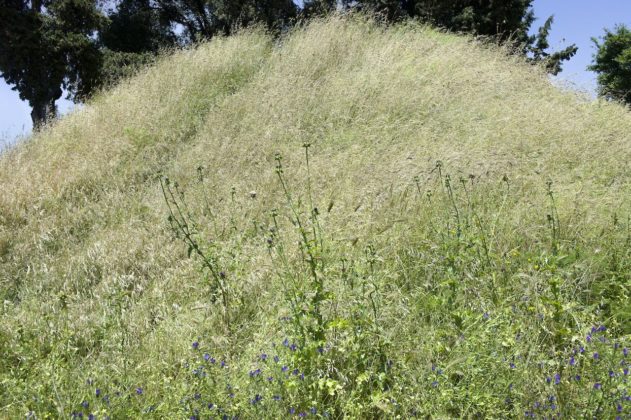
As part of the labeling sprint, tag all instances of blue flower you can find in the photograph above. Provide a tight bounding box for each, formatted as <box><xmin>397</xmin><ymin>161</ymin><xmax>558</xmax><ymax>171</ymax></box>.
<box><xmin>299</xmin><ymin>412</ymin><xmax>306</xmax><ymax>417</ymax></box>
<box><xmin>289</xmin><ymin>408</ymin><xmax>295</xmax><ymax>414</ymax></box>
<box><xmin>81</xmin><ymin>401</ymin><xmax>89</xmax><ymax>409</ymax></box>
<box><xmin>575</xmin><ymin>375</ymin><xmax>581</xmax><ymax>381</ymax></box>
<box><xmin>208</xmin><ymin>403</ymin><xmax>214</xmax><ymax>409</ymax></box>
<box><xmin>274</xmin><ymin>355</ymin><xmax>280</xmax><ymax>363</ymax></box>
<box><xmin>594</xmin><ymin>383</ymin><xmax>602</xmax><ymax>390</ymax></box>
<box><xmin>95</xmin><ymin>389</ymin><xmax>101</xmax><ymax>397</ymax></box>
<box><xmin>554</xmin><ymin>374</ymin><xmax>560</xmax><ymax>385</ymax></box>
<box><xmin>569</xmin><ymin>357</ymin><xmax>575</xmax><ymax>366</ymax></box>
<box><xmin>598</xmin><ymin>325</ymin><xmax>606</xmax><ymax>332</ymax></box>
<box><xmin>609</xmin><ymin>370</ymin><xmax>615</xmax><ymax>377</ymax></box>
<box><xmin>310</xmin><ymin>407</ymin><xmax>317</xmax><ymax>414</ymax></box>
<box><xmin>204</xmin><ymin>353</ymin><xmax>210</xmax><ymax>361</ymax></box>
<box><xmin>587</xmin><ymin>334</ymin><xmax>592</xmax><ymax>343</ymax></box>
<box><xmin>267</xmin><ymin>376</ymin><xmax>273</xmax><ymax>382</ymax></box>
<box><xmin>136</xmin><ymin>387</ymin><xmax>143</xmax><ymax>395</ymax></box>
<box><xmin>192</xmin><ymin>341</ymin><xmax>199</xmax><ymax>350</ymax></box>
<box><xmin>431</xmin><ymin>381</ymin><xmax>438</xmax><ymax>387</ymax></box>
<box><xmin>594</xmin><ymin>352</ymin><xmax>599</xmax><ymax>360</ymax></box>
<box><xmin>281</xmin><ymin>366</ymin><xmax>288</xmax><ymax>372</ymax></box>
<box><xmin>273</xmin><ymin>395</ymin><xmax>281</xmax><ymax>401</ymax></box>
<box><xmin>250</xmin><ymin>394</ymin><xmax>263</xmax><ymax>404</ymax></box>
<box><xmin>292</xmin><ymin>369</ymin><xmax>299</xmax><ymax>376</ymax></box>
<box><xmin>260</xmin><ymin>353</ymin><xmax>268</xmax><ymax>361</ymax></box>
<box><xmin>624</xmin><ymin>348</ymin><xmax>629</xmax><ymax>357</ymax></box>
<box><xmin>289</xmin><ymin>344</ymin><xmax>297</xmax><ymax>351</ymax></box>
<box><xmin>194</xmin><ymin>393</ymin><xmax>201</xmax><ymax>400</ymax></box>
<box><xmin>283</xmin><ymin>339</ymin><xmax>289</xmax><ymax>347</ymax></box>
<box><xmin>509</xmin><ymin>363</ymin><xmax>516</xmax><ymax>369</ymax></box>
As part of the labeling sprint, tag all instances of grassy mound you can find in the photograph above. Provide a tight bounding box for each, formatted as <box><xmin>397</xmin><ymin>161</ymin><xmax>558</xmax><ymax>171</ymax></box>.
<box><xmin>1</xmin><ymin>16</ymin><xmax>629</xmax><ymax>418</ymax></box>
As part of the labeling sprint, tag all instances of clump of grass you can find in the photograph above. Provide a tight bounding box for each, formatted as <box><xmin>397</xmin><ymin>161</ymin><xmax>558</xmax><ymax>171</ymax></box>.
<box><xmin>1</xmin><ymin>15</ymin><xmax>630</xmax><ymax>418</ymax></box>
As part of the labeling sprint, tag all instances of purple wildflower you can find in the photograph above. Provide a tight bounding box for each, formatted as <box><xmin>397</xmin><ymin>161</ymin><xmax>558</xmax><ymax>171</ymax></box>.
<box><xmin>594</xmin><ymin>383</ymin><xmax>602</xmax><ymax>390</ymax></box>
<box><xmin>192</xmin><ymin>341</ymin><xmax>199</xmax><ymax>350</ymax></box>
<box><xmin>136</xmin><ymin>387</ymin><xmax>143</xmax><ymax>395</ymax></box>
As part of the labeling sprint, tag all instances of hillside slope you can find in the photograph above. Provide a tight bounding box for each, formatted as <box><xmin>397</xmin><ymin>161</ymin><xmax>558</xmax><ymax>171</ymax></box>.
<box><xmin>1</xmin><ymin>16</ymin><xmax>629</xmax><ymax>418</ymax></box>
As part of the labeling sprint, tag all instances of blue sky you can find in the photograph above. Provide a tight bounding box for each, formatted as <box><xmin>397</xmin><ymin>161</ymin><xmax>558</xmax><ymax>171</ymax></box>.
<box><xmin>1</xmin><ymin>1</ymin><xmax>631</xmax><ymax>146</ymax></box>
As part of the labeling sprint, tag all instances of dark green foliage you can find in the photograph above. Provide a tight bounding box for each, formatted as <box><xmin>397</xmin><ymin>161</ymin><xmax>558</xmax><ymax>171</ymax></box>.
<box><xmin>155</xmin><ymin>0</ymin><xmax>297</xmax><ymax>41</ymax></box>
<box><xmin>100</xmin><ymin>0</ymin><xmax>177</xmax><ymax>54</ymax></box>
<box><xmin>212</xmin><ymin>0</ymin><xmax>298</xmax><ymax>35</ymax></box>
<box><xmin>528</xmin><ymin>15</ymin><xmax>577</xmax><ymax>75</ymax></box>
<box><xmin>589</xmin><ymin>25</ymin><xmax>631</xmax><ymax>105</ymax></box>
<box><xmin>0</xmin><ymin>0</ymin><xmax>105</xmax><ymax>128</ymax></box>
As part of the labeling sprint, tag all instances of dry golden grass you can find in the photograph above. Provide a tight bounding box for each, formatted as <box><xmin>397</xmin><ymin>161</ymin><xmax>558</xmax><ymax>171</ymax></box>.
<box><xmin>1</xmin><ymin>15</ymin><xmax>630</xmax><ymax>417</ymax></box>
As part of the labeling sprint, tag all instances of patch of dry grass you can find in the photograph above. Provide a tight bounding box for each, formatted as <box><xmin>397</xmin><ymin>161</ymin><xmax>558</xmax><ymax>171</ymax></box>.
<box><xmin>1</xmin><ymin>15</ymin><xmax>630</xmax><ymax>418</ymax></box>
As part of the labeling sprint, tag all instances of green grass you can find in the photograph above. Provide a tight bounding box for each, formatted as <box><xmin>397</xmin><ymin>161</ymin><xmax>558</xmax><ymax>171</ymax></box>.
<box><xmin>0</xmin><ymin>15</ymin><xmax>629</xmax><ymax>418</ymax></box>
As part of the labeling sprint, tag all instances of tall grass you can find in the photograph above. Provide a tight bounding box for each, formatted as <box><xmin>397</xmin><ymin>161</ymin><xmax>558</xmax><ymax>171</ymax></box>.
<box><xmin>0</xmin><ymin>15</ymin><xmax>629</xmax><ymax>418</ymax></box>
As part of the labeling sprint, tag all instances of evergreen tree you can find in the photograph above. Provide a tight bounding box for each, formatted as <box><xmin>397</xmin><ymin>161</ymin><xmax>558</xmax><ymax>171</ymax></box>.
<box><xmin>0</xmin><ymin>0</ymin><xmax>105</xmax><ymax>129</ymax></box>
<box><xmin>588</xmin><ymin>25</ymin><xmax>631</xmax><ymax>105</ymax></box>
<box><xmin>101</xmin><ymin>0</ymin><xmax>177</xmax><ymax>54</ymax></box>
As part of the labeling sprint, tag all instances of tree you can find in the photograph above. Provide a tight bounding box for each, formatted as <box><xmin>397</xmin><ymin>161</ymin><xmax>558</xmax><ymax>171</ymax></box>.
<box><xmin>0</xmin><ymin>0</ymin><xmax>105</xmax><ymax>129</ymax></box>
<box><xmin>101</xmin><ymin>0</ymin><xmax>177</xmax><ymax>54</ymax></box>
<box><xmin>155</xmin><ymin>0</ymin><xmax>297</xmax><ymax>40</ymax></box>
<box><xmin>589</xmin><ymin>25</ymin><xmax>631</xmax><ymax>105</ymax></box>
<box><xmin>349</xmin><ymin>0</ymin><xmax>577</xmax><ymax>74</ymax></box>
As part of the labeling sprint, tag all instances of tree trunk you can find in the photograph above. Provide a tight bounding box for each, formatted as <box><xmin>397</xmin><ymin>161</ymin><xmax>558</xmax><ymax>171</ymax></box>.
<box><xmin>31</xmin><ymin>98</ymin><xmax>57</xmax><ymax>131</ymax></box>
